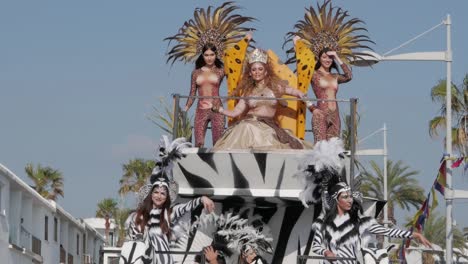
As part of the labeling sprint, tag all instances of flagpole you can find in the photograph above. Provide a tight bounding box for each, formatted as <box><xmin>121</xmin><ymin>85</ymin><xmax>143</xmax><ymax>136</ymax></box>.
<box><xmin>444</xmin><ymin>14</ymin><xmax>453</xmax><ymax>264</ymax></box>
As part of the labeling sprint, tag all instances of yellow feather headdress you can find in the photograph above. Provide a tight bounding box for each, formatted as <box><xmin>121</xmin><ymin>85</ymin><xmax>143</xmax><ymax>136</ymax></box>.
<box><xmin>284</xmin><ymin>0</ymin><xmax>375</xmax><ymax>65</ymax></box>
<box><xmin>165</xmin><ymin>1</ymin><xmax>255</xmax><ymax>64</ymax></box>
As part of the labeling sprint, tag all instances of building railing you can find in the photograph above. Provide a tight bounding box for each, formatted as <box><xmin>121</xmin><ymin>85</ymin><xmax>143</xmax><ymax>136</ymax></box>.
<box><xmin>296</xmin><ymin>254</ymin><xmax>356</xmax><ymax>263</ymax></box>
<box><xmin>31</xmin><ymin>235</ymin><xmax>41</xmax><ymax>256</ymax></box>
<box><xmin>101</xmin><ymin>247</ymin><xmax>207</xmax><ymax>264</ymax></box>
<box><xmin>20</xmin><ymin>225</ymin><xmax>32</xmax><ymax>250</ymax></box>
<box><xmin>171</xmin><ymin>93</ymin><xmax>359</xmax><ymax>189</ymax></box>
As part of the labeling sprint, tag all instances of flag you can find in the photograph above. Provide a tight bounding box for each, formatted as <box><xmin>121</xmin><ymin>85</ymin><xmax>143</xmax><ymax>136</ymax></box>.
<box><xmin>431</xmin><ymin>188</ymin><xmax>439</xmax><ymax>209</ymax></box>
<box><xmin>452</xmin><ymin>157</ymin><xmax>464</xmax><ymax>169</ymax></box>
<box><xmin>398</xmin><ymin>240</ymin><xmax>407</xmax><ymax>263</ymax></box>
<box><xmin>434</xmin><ymin>160</ymin><xmax>446</xmax><ymax>195</ymax></box>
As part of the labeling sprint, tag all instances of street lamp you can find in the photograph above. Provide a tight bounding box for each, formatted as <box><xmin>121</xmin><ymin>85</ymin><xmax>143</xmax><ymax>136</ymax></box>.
<box><xmin>356</xmin><ymin>124</ymin><xmax>389</xmax><ymax>246</ymax></box>
<box><xmin>352</xmin><ymin>14</ymin><xmax>456</xmax><ymax>263</ymax></box>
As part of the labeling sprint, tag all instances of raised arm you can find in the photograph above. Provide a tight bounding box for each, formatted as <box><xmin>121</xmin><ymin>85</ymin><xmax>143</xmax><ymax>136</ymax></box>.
<box><xmin>326</xmin><ymin>51</ymin><xmax>352</xmax><ymax>84</ymax></box>
<box><xmin>171</xmin><ymin>197</ymin><xmax>202</xmax><ymax>222</ymax></box>
<box><xmin>184</xmin><ymin>70</ymin><xmax>198</xmax><ymax>111</ymax></box>
<box><xmin>171</xmin><ymin>196</ymin><xmax>215</xmax><ymax>222</ymax></box>
<box><xmin>360</xmin><ymin>217</ymin><xmax>411</xmax><ymax>238</ymax></box>
<box><xmin>337</xmin><ymin>63</ymin><xmax>352</xmax><ymax>84</ymax></box>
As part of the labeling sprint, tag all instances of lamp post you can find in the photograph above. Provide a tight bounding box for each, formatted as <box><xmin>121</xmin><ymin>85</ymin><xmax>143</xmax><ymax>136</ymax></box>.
<box><xmin>352</xmin><ymin>14</ymin><xmax>454</xmax><ymax>263</ymax></box>
<box><xmin>356</xmin><ymin>124</ymin><xmax>388</xmax><ymax>246</ymax></box>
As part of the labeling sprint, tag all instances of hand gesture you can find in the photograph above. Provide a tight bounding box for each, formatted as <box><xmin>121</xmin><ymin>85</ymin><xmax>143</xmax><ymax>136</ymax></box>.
<box><xmin>293</xmin><ymin>35</ymin><xmax>302</xmax><ymax>45</ymax></box>
<box><xmin>246</xmin><ymin>31</ymin><xmax>253</xmax><ymax>41</ymax></box>
<box><xmin>326</xmin><ymin>50</ymin><xmax>338</xmax><ymax>58</ymax></box>
<box><xmin>324</xmin><ymin>250</ymin><xmax>336</xmax><ymax>258</ymax></box>
<box><xmin>204</xmin><ymin>246</ymin><xmax>219</xmax><ymax>264</ymax></box>
<box><xmin>201</xmin><ymin>196</ymin><xmax>215</xmax><ymax>213</ymax></box>
<box><xmin>413</xmin><ymin>232</ymin><xmax>432</xmax><ymax>248</ymax></box>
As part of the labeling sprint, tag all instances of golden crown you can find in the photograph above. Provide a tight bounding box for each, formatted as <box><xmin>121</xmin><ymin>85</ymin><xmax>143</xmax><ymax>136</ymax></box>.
<box><xmin>247</xmin><ymin>48</ymin><xmax>268</xmax><ymax>64</ymax></box>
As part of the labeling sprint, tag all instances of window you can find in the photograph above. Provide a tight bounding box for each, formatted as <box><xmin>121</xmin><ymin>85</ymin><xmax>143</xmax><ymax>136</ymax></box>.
<box><xmin>0</xmin><ymin>183</ymin><xmax>3</xmax><ymax>214</ymax></box>
<box><xmin>109</xmin><ymin>232</ymin><xmax>114</xmax><ymax>246</ymax></box>
<box><xmin>76</xmin><ymin>234</ymin><xmax>79</xmax><ymax>255</ymax></box>
<box><xmin>82</xmin><ymin>233</ymin><xmax>86</xmax><ymax>254</ymax></box>
<box><xmin>44</xmin><ymin>216</ymin><xmax>49</xmax><ymax>241</ymax></box>
<box><xmin>54</xmin><ymin>217</ymin><xmax>58</xmax><ymax>242</ymax></box>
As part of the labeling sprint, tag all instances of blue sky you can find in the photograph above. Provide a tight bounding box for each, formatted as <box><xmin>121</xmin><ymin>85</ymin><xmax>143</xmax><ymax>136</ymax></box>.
<box><xmin>1</xmin><ymin>0</ymin><xmax>467</xmax><ymax>227</ymax></box>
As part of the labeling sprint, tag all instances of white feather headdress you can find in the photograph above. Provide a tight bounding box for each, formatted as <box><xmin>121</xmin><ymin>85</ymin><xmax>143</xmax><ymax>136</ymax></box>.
<box><xmin>137</xmin><ymin>135</ymin><xmax>191</xmax><ymax>207</ymax></box>
<box><xmin>294</xmin><ymin>137</ymin><xmax>346</xmax><ymax>207</ymax></box>
<box><xmin>192</xmin><ymin>212</ymin><xmax>273</xmax><ymax>258</ymax></box>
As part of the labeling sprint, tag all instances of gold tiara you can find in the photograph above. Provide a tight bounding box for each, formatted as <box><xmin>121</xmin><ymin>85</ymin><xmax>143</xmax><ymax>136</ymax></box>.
<box><xmin>247</xmin><ymin>48</ymin><xmax>268</xmax><ymax>64</ymax></box>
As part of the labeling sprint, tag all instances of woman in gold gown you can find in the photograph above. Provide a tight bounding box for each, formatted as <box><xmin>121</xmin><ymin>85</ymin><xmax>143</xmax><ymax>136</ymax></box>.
<box><xmin>212</xmin><ymin>48</ymin><xmax>309</xmax><ymax>151</ymax></box>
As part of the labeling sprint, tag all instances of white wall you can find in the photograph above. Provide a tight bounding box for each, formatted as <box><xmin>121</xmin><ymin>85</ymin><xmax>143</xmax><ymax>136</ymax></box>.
<box><xmin>0</xmin><ymin>164</ymin><xmax>105</xmax><ymax>264</ymax></box>
<box><xmin>0</xmin><ymin>174</ymin><xmax>10</xmax><ymax>245</ymax></box>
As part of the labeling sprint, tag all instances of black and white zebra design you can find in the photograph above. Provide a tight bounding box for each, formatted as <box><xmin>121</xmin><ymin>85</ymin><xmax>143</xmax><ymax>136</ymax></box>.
<box><xmin>172</xmin><ymin>150</ymin><xmax>386</xmax><ymax>263</ymax></box>
<box><xmin>126</xmin><ymin>197</ymin><xmax>202</xmax><ymax>264</ymax></box>
<box><xmin>312</xmin><ymin>215</ymin><xmax>412</xmax><ymax>264</ymax></box>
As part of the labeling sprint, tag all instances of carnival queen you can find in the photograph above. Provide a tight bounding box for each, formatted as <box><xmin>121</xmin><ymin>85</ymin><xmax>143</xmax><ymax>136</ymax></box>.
<box><xmin>212</xmin><ymin>48</ymin><xmax>310</xmax><ymax>150</ymax></box>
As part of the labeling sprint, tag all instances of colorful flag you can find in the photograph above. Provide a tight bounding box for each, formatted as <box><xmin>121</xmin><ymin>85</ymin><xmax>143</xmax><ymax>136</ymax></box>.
<box><xmin>434</xmin><ymin>160</ymin><xmax>446</xmax><ymax>195</ymax></box>
<box><xmin>452</xmin><ymin>157</ymin><xmax>464</xmax><ymax>168</ymax></box>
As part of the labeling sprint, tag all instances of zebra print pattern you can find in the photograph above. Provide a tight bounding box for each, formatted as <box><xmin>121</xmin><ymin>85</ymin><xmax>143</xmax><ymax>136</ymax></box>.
<box><xmin>127</xmin><ymin>198</ymin><xmax>202</xmax><ymax>264</ymax></box>
<box><xmin>312</xmin><ymin>215</ymin><xmax>412</xmax><ymax>264</ymax></box>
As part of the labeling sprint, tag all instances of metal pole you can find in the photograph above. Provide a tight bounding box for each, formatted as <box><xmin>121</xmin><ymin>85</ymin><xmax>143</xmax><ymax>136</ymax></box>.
<box><xmin>445</xmin><ymin>14</ymin><xmax>453</xmax><ymax>264</ymax></box>
<box><xmin>173</xmin><ymin>94</ymin><xmax>181</xmax><ymax>139</ymax></box>
<box><xmin>383</xmin><ymin>123</ymin><xmax>389</xmax><ymax>246</ymax></box>
<box><xmin>349</xmin><ymin>98</ymin><xmax>358</xmax><ymax>189</ymax></box>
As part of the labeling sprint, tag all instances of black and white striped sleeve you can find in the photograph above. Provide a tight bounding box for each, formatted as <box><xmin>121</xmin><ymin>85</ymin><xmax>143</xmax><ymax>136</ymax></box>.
<box><xmin>311</xmin><ymin>222</ymin><xmax>328</xmax><ymax>256</ymax></box>
<box><xmin>171</xmin><ymin>197</ymin><xmax>202</xmax><ymax>222</ymax></box>
<box><xmin>126</xmin><ymin>212</ymin><xmax>143</xmax><ymax>240</ymax></box>
<box><xmin>362</xmin><ymin>217</ymin><xmax>412</xmax><ymax>238</ymax></box>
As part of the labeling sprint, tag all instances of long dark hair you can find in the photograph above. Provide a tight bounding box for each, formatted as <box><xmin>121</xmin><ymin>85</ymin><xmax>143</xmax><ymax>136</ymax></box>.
<box><xmin>321</xmin><ymin>191</ymin><xmax>363</xmax><ymax>246</ymax></box>
<box><xmin>314</xmin><ymin>48</ymin><xmax>339</xmax><ymax>72</ymax></box>
<box><xmin>135</xmin><ymin>185</ymin><xmax>172</xmax><ymax>237</ymax></box>
<box><xmin>195</xmin><ymin>43</ymin><xmax>224</xmax><ymax>69</ymax></box>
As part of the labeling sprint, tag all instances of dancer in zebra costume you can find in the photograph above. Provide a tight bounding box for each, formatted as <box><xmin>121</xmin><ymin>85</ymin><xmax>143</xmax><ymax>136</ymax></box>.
<box><xmin>311</xmin><ymin>181</ymin><xmax>431</xmax><ymax>264</ymax></box>
<box><xmin>295</xmin><ymin>138</ymin><xmax>431</xmax><ymax>263</ymax></box>
<box><xmin>122</xmin><ymin>136</ymin><xmax>215</xmax><ymax>264</ymax></box>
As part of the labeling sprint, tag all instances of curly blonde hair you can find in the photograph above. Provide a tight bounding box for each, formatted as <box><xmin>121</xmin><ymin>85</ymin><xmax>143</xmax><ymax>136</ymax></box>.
<box><xmin>234</xmin><ymin>59</ymin><xmax>287</xmax><ymax>99</ymax></box>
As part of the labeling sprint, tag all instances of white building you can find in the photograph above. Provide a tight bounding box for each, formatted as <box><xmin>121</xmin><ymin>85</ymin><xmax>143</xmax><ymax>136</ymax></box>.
<box><xmin>0</xmin><ymin>163</ymin><xmax>105</xmax><ymax>264</ymax></box>
<box><xmin>83</xmin><ymin>217</ymin><xmax>118</xmax><ymax>247</ymax></box>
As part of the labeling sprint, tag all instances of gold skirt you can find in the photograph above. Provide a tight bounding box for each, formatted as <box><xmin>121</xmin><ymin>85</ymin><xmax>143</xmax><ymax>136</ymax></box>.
<box><xmin>212</xmin><ymin>116</ymin><xmax>310</xmax><ymax>151</ymax></box>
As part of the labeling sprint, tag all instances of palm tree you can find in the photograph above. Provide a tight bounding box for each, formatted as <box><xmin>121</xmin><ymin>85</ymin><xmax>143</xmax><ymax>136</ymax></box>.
<box><xmin>148</xmin><ymin>97</ymin><xmax>193</xmax><ymax>139</ymax></box>
<box><xmin>429</xmin><ymin>74</ymin><xmax>468</xmax><ymax>156</ymax></box>
<box><xmin>25</xmin><ymin>163</ymin><xmax>64</xmax><ymax>200</ymax></box>
<box><xmin>118</xmin><ymin>158</ymin><xmax>155</xmax><ymax>197</ymax></box>
<box><xmin>115</xmin><ymin>208</ymin><xmax>133</xmax><ymax>247</ymax></box>
<box><xmin>361</xmin><ymin>160</ymin><xmax>425</xmax><ymax>225</ymax></box>
<box><xmin>96</xmin><ymin>198</ymin><xmax>118</xmax><ymax>245</ymax></box>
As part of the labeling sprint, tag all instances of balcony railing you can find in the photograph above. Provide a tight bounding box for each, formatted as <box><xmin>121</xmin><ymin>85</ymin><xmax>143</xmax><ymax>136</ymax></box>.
<box><xmin>32</xmin><ymin>235</ymin><xmax>41</xmax><ymax>256</ymax></box>
<box><xmin>19</xmin><ymin>225</ymin><xmax>31</xmax><ymax>250</ymax></box>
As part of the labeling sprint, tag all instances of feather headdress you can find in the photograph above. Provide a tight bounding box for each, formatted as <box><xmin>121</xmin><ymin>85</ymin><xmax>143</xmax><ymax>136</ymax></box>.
<box><xmin>137</xmin><ymin>135</ymin><xmax>191</xmax><ymax>206</ymax></box>
<box><xmin>294</xmin><ymin>137</ymin><xmax>346</xmax><ymax>208</ymax></box>
<box><xmin>192</xmin><ymin>212</ymin><xmax>273</xmax><ymax>258</ymax></box>
<box><xmin>284</xmin><ymin>0</ymin><xmax>374</xmax><ymax>65</ymax></box>
<box><xmin>165</xmin><ymin>1</ymin><xmax>255</xmax><ymax>64</ymax></box>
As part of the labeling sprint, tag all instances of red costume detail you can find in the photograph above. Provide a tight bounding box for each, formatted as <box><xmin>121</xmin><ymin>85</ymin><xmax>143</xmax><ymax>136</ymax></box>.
<box><xmin>186</xmin><ymin>67</ymin><xmax>225</xmax><ymax>147</ymax></box>
<box><xmin>310</xmin><ymin>64</ymin><xmax>352</xmax><ymax>143</ymax></box>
